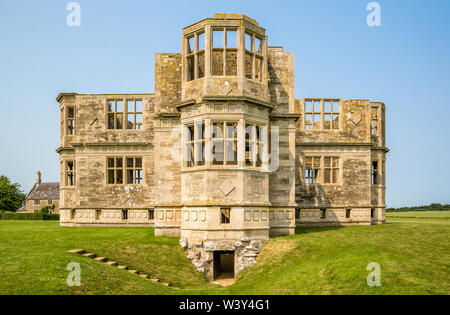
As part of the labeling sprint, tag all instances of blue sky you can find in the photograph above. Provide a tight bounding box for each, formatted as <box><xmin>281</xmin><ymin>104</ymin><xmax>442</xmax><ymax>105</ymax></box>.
<box><xmin>0</xmin><ymin>0</ymin><xmax>449</xmax><ymax>207</ymax></box>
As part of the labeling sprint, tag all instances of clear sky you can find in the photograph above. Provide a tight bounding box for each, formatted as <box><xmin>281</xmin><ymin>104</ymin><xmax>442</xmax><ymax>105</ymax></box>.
<box><xmin>0</xmin><ymin>0</ymin><xmax>449</xmax><ymax>207</ymax></box>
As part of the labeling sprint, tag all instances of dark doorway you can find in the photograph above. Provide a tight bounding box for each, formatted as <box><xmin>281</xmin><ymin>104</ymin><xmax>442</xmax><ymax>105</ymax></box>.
<box><xmin>213</xmin><ymin>251</ymin><xmax>235</xmax><ymax>280</ymax></box>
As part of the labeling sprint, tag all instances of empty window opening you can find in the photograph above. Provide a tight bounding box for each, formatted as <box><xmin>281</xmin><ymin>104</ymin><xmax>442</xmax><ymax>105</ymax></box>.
<box><xmin>211</xmin><ymin>28</ymin><xmax>238</xmax><ymax>77</ymax></box>
<box><xmin>212</xmin><ymin>122</ymin><xmax>238</xmax><ymax>166</ymax></box>
<box><xmin>213</xmin><ymin>251</ymin><xmax>235</xmax><ymax>280</ymax></box>
<box><xmin>126</xmin><ymin>100</ymin><xmax>143</xmax><ymax>130</ymax></box>
<box><xmin>305</xmin><ymin>100</ymin><xmax>340</xmax><ymax>131</ymax></box>
<box><xmin>126</xmin><ymin>157</ymin><xmax>143</xmax><ymax>185</ymax></box>
<box><xmin>149</xmin><ymin>209</ymin><xmax>155</xmax><ymax>220</ymax></box>
<box><xmin>67</xmin><ymin>107</ymin><xmax>75</xmax><ymax>135</ymax></box>
<box><xmin>305</xmin><ymin>157</ymin><xmax>320</xmax><ymax>184</ymax></box>
<box><xmin>245</xmin><ymin>124</ymin><xmax>263</xmax><ymax>167</ymax></box>
<box><xmin>371</xmin><ymin>106</ymin><xmax>379</xmax><ymax>136</ymax></box>
<box><xmin>96</xmin><ymin>210</ymin><xmax>101</xmax><ymax>220</ymax></box>
<box><xmin>122</xmin><ymin>210</ymin><xmax>128</xmax><ymax>220</ymax></box>
<box><xmin>226</xmin><ymin>30</ymin><xmax>237</xmax><ymax>47</ymax></box>
<box><xmin>66</xmin><ymin>161</ymin><xmax>75</xmax><ymax>186</ymax></box>
<box><xmin>346</xmin><ymin>208</ymin><xmax>352</xmax><ymax>219</ymax></box>
<box><xmin>295</xmin><ymin>209</ymin><xmax>301</xmax><ymax>220</ymax></box>
<box><xmin>371</xmin><ymin>208</ymin><xmax>375</xmax><ymax>218</ymax></box>
<box><xmin>107</xmin><ymin>157</ymin><xmax>123</xmax><ymax>185</ymax></box>
<box><xmin>320</xmin><ymin>209</ymin><xmax>326</xmax><ymax>219</ymax></box>
<box><xmin>71</xmin><ymin>209</ymin><xmax>76</xmax><ymax>219</ymax></box>
<box><xmin>48</xmin><ymin>199</ymin><xmax>53</xmax><ymax>205</ymax></box>
<box><xmin>372</xmin><ymin>161</ymin><xmax>379</xmax><ymax>185</ymax></box>
<box><xmin>323</xmin><ymin>101</ymin><xmax>339</xmax><ymax>130</ymax></box>
<box><xmin>220</xmin><ymin>208</ymin><xmax>231</xmax><ymax>224</ymax></box>
<box><xmin>185</xmin><ymin>122</ymin><xmax>206</xmax><ymax>167</ymax></box>
<box><xmin>244</xmin><ymin>32</ymin><xmax>264</xmax><ymax>81</ymax></box>
<box><xmin>34</xmin><ymin>200</ymin><xmax>40</xmax><ymax>206</ymax></box>
<box><xmin>186</xmin><ymin>32</ymin><xmax>206</xmax><ymax>81</ymax></box>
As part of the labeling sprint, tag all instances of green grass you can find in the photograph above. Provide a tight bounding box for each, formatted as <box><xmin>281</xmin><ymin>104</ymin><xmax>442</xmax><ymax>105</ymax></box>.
<box><xmin>0</xmin><ymin>218</ymin><xmax>448</xmax><ymax>295</ymax></box>
<box><xmin>386</xmin><ymin>210</ymin><xmax>450</xmax><ymax>219</ymax></box>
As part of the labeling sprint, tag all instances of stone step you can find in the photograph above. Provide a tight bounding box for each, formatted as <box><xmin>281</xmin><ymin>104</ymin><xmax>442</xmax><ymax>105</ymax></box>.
<box><xmin>94</xmin><ymin>257</ymin><xmax>107</xmax><ymax>262</ymax></box>
<box><xmin>105</xmin><ymin>261</ymin><xmax>118</xmax><ymax>266</ymax></box>
<box><xmin>161</xmin><ymin>282</ymin><xmax>171</xmax><ymax>287</ymax></box>
<box><xmin>67</xmin><ymin>249</ymin><xmax>85</xmax><ymax>255</ymax></box>
<box><xmin>117</xmin><ymin>265</ymin><xmax>128</xmax><ymax>270</ymax></box>
<box><xmin>140</xmin><ymin>274</ymin><xmax>149</xmax><ymax>279</ymax></box>
<box><xmin>128</xmin><ymin>270</ymin><xmax>139</xmax><ymax>275</ymax></box>
<box><xmin>150</xmin><ymin>278</ymin><xmax>160</xmax><ymax>283</ymax></box>
<box><xmin>82</xmin><ymin>253</ymin><xmax>97</xmax><ymax>258</ymax></box>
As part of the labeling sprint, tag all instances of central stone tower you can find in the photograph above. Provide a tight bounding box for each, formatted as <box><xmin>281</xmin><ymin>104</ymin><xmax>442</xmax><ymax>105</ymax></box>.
<box><xmin>171</xmin><ymin>14</ymin><xmax>296</xmax><ymax>280</ymax></box>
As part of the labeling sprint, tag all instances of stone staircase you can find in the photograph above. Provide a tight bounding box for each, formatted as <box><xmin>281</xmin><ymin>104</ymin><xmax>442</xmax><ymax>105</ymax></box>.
<box><xmin>67</xmin><ymin>249</ymin><xmax>172</xmax><ymax>287</ymax></box>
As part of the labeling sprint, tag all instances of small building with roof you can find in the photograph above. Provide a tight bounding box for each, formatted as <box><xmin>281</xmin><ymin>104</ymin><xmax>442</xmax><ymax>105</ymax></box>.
<box><xmin>24</xmin><ymin>171</ymin><xmax>60</xmax><ymax>213</ymax></box>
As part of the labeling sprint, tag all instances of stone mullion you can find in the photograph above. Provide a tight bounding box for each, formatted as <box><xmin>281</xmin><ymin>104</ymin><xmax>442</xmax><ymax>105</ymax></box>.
<box><xmin>237</xmin><ymin>119</ymin><xmax>245</xmax><ymax>167</ymax></box>
<box><xmin>194</xmin><ymin>33</ymin><xmax>199</xmax><ymax>80</ymax></box>
<box><xmin>204</xmin><ymin>119</ymin><xmax>212</xmax><ymax>167</ymax></box>
<box><xmin>320</xmin><ymin>100</ymin><xmax>324</xmax><ymax>130</ymax></box>
<box><xmin>223</xmin><ymin>29</ymin><xmax>227</xmax><ymax>76</ymax></box>
<box><xmin>205</xmin><ymin>26</ymin><xmax>212</xmax><ymax>78</ymax></box>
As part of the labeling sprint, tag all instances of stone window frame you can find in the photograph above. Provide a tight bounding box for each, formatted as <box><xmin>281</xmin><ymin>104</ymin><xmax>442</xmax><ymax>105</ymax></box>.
<box><xmin>372</xmin><ymin>158</ymin><xmax>384</xmax><ymax>186</ymax></box>
<box><xmin>244</xmin><ymin>31</ymin><xmax>264</xmax><ymax>82</ymax></box>
<box><xmin>66</xmin><ymin>160</ymin><xmax>76</xmax><ymax>187</ymax></box>
<box><xmin>304</xmin><ymin>99</ymin><xmax>341</xmax><ymax>131</ymax></box>
<box><xmin>220</xmin><ymin>208</ymin><xmax>231</xmax><ymax>225</ymax></box>
<box><xmin>245</xmin><ymin>123</ymin><xmax>263</xmax><ymax>168</ymax></box>
<box><xmin>346</xmin><ymin>208</ymin><xmax>352</xmax><ymax>219</ymax></box>
<box><xmin>185</xmin><ymin>30</ymin><xmax>206</xmax><ymax>81</ymax></box>
<box><xmin>34</xmin><ymin>200</ymin><xmax>40</xmax><ymax>206</ymax></box>
<box><xmin>125</xmin><ymin>157</ymin><xmax>143</xmax><ymax>185</ymax></box>
<box><xmin>107</xmin><ymin>99</ymin><xmax>144</xmax><ymax>131</ymax></box>
<box><xmin>305</xmin><ymin>156</ymin><xmax>320</xmax><ymax>184</ymax></box>
<box><xmin>184</xmin><ymin>121</ymin><xmax>206</xmax><ymax>168</ymax></box>
<box><xmin>48</xmin><ymin>199</ymin><xmax>53</xmax><ymax>205</ymax></box>
<box><xmin>371</xmin><ymin>105</ymin><xmax>379</xmax><ymax>137</ymax></box>
<box><xmin>304</xmin><ymin>156</ymin><xmax>341</xmax><ymax>185</ymax></box>
<box><xmin>122</xmin><ymin>209</ymin><xmax>128</xmax><ymax>220</ymax></box>
<box><xmin>295</xmin><ymin>208</ymin><xmax>301</xmax><ymax>220</ymax></box>
<box><xmin>126</xmin><ymin>99</ymin><xmax>143</xmax><ymax>130</ymax></box>
<box><xmin>211</xmin><ymin>121</ymin><xmax>238</xmax><ymax>166</ymax></box>
<box><xmin>212</xmin><ymin>27</ymin><xmax>239</xmax><ymax>77</ymax></box>
<box><xmin>107</xmin><ymin>157</ymin><xmax>143</xmax><ymax>186</ymax></box>
<box><xmin>66</xmin><ymin>106</ymin><xmax>76</xmax><ymax>135</ymax></box>
<box><xmin>320</xmin><ymin>208</ymin><xmax>327</xmax><ymax>219</ymax></box>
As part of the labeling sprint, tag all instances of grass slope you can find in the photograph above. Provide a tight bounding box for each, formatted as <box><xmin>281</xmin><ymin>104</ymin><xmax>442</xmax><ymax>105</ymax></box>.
<box><xmin>0</xmin><ymin>217</ymin><xmax>448</xmax><ymax>295</ymax></box>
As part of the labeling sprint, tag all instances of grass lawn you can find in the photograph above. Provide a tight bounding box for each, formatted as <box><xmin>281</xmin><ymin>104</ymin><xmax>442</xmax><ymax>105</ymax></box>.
<box><xmin>0</xmin><ymin>217</ymin><xmax>448</xmax><ymax>295</ymax></box>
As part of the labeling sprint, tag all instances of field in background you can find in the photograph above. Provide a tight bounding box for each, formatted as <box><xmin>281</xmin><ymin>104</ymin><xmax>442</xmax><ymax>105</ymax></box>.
<box><xmin>386</xmin><ymin>211</ymin><xmax>450</xmax><ymax>219</ymax></box>
<box><xmin>0</xmin><ymin>217</ymin><xmax>448</xmax><ymax>295</ymax></box>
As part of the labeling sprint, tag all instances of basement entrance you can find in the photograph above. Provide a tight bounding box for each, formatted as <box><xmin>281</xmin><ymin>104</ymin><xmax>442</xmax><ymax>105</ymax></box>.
<box><xmin>213</xmin><ymin>251</ymin><xmax>235</xmax><ymax>281</ymax></box>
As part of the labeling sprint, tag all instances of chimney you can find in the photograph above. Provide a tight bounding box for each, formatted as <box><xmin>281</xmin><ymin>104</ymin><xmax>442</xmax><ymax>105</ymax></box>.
<box><xmin>36</xmin><ymin>171</ymin><xmax>41</xmax><ymax>185</ymax></box>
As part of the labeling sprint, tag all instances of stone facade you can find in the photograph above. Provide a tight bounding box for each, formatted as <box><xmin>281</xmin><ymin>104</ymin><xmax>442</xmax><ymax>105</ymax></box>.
<box><xmin>57</xmin><ymin>14</ymin><xmax>388</xmax><ymax>280</ymax></box>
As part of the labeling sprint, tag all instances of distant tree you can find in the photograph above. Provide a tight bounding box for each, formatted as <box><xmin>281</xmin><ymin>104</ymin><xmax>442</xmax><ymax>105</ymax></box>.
<box><xmin>39</xmin><ymin>205</ymin><xmax>55</xmax><ymax>214</ymax></box>
<box><xmin>0</xmin><ymin>176</ymin><xmax>26</xmax><ymax>212</ymax></box>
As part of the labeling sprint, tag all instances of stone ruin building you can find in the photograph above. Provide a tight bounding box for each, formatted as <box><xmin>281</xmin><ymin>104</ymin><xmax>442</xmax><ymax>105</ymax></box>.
<box><xmin>57</xmin><ymin>14</ymin><xmax>388</xmax><ymax>281</ymax></box>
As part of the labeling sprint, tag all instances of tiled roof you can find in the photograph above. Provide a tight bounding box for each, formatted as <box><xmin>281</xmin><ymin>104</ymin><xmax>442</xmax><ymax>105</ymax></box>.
<box><xmin>27</xmin><ymin>182</ymin><xmax>60</xmax><ymax>200</ymax></box>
